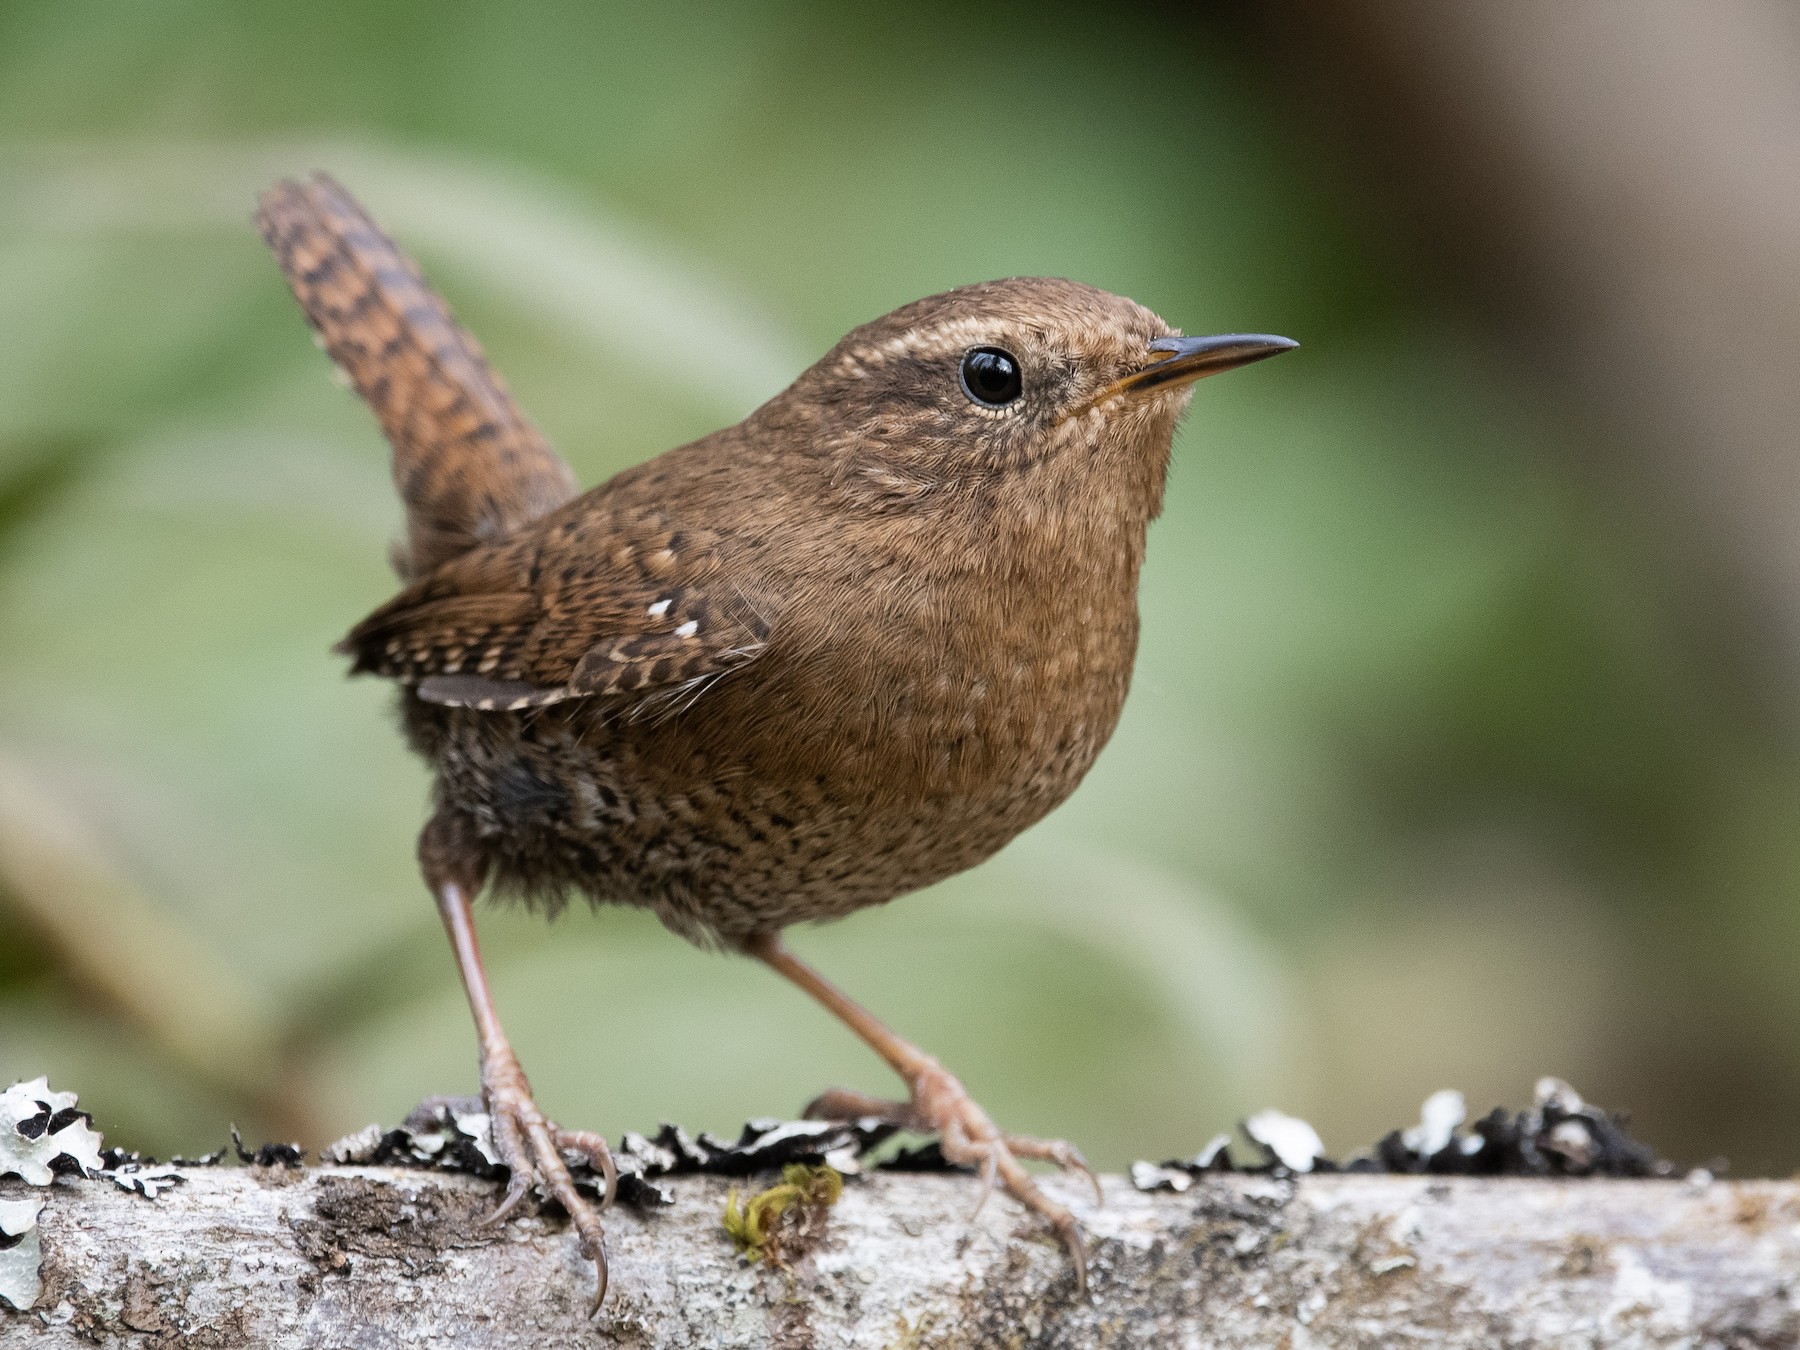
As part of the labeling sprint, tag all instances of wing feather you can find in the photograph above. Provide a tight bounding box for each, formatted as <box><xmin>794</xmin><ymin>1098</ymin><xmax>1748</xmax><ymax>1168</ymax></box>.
<box><xmin>339</xmin><ymin>500</ymin><xmax>780</xmax><ymax>713</ymax></box>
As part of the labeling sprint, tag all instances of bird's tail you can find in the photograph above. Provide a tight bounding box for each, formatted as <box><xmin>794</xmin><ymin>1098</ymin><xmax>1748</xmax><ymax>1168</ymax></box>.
<box><xmin>256</xmin><ymin>173</ymin><xmax>577</xmax><ymax>579</ymax></box>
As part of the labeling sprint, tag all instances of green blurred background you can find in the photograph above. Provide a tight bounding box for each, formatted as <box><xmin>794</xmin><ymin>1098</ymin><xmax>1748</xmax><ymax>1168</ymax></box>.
<box><xmin>2</xmin><ymin>0</ymin><xmax>1797</xmax><ymax>1176</ymax></box>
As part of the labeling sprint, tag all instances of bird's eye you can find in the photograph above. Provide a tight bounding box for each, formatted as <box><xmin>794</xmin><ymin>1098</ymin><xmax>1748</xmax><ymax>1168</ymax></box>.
<box><xmin>959</xmin><ymin>347</ymin><xmax>1023</xmax><ymax>408</ymax></box>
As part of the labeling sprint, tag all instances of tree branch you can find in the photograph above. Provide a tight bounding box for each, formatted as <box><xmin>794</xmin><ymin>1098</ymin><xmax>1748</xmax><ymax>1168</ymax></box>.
<box><xmin>5</xmin><ymin>1162</ymin><xmax>1797</xmax><ymax>1346</ymax></box>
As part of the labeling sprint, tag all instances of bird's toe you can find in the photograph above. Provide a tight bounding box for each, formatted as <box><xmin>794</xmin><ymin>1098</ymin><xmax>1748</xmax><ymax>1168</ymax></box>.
<box><xmin>479</xmin><ymin>1066</ymin><xmax>611</xmax><ymax>1313</ymax></box>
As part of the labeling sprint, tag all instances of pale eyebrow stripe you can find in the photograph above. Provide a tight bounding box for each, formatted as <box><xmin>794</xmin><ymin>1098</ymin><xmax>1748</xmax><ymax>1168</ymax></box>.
<box><xmin>839</xmin><ymin>315</ymin><xmax>1000</xmax><ymax>372</ymax></box>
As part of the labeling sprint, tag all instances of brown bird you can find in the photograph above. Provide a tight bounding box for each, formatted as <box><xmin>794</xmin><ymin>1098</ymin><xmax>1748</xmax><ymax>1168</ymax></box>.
<box><xmin>256</xmin><ymin>172</ymin><xmax>1294</xmax><ymax>1308</ymax></box>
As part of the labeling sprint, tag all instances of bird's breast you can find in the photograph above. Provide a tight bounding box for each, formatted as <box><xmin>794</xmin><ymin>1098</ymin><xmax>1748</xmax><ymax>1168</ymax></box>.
<box><xmin>766</xmin><ymin>551</ymin><xmax>1143</xmax><ymax>814</ymax></box>
<box><xmin>409</xmin><ymin>544</ymin><xmax>1145</xmax><ymax>939</ymax></box>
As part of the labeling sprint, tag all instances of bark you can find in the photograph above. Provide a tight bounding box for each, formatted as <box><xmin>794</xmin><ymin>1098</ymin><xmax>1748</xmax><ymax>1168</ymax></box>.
<box><xmin>3</xmin><ymin>1164</ymin><xmax>1797</xmax><ymax>1347</ymax></box>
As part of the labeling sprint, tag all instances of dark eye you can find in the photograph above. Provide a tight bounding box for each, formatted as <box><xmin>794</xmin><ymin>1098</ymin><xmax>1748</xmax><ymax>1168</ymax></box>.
<box><xmin>959</xmin><ymin>346</ymin><xmax>1023</xmax><ymax>407</ymax></box>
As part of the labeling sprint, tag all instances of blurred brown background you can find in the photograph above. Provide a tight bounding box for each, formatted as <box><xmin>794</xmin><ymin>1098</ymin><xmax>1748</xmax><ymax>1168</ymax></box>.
<box><xmin>1</xmin><ymin>0</ymin><xmax>1796</xmax><ymax>1175</ymax></box>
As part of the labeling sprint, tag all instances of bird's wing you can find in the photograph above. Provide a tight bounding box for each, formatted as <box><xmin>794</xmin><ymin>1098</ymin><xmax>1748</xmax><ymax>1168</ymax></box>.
<box><xmin>338</xmin><ymin>502</ymin><xmax>780</xmax><ymax>713</ymax></box>
<box><xmin>257</xmin><ymin>173</ymin><xmax>578</xmax><ymax>579</ymax></box>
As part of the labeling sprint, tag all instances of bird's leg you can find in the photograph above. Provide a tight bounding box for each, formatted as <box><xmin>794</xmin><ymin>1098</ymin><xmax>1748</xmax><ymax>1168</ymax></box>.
<box><xmin>429</xmin><ymin>864</ymin><xmax>614</xmax><ymax>1311</ymax></box>
<box><xmin>743</xmin><ymin>931</ymin><xmax>1098</xmax><ymax>1295</ymax></box>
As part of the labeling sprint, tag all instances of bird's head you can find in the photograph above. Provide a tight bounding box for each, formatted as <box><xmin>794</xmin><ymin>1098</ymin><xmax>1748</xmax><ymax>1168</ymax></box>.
<box><xmin>766</xmin><ymin>278</ymin><xmax>1293</xmax><ymax>525</ymax></box>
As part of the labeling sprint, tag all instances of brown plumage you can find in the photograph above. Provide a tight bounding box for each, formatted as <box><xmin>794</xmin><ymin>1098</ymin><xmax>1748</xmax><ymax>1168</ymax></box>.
<box><xmin>257</xmin><ymin>173</ymin><xmax>1294</xmax><ymax>1309</ymax></box>
<box><xmin>256</xmin><ymin>175</ymin><xmax>577</xmax><ymax>577</ymax></box>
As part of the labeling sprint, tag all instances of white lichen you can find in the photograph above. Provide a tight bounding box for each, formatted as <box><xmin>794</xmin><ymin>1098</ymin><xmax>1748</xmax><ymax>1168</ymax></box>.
<box><xmin>0</xmin><ymin>1197</ymin><xmax>45</xmax><ymax>1311</ymax></box>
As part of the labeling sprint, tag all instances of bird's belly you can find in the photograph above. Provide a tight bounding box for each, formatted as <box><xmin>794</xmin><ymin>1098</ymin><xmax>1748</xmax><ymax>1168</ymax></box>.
<box><xmin>405</xmin><ymin>642</ymin><xmax>1127</xmax><ymax>944</ymax></box>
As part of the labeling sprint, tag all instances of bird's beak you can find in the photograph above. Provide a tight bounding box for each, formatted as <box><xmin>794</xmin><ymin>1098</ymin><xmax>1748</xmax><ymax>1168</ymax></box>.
<box><xmin>1119</xmin><ymin>333</ymin><xmax>1298</xmax><ymax>394</ymax></box>
<box><xmin>1062</xmin><ymin>332</ymin><xmax>1298</xmax><ymax>422</ymax></box>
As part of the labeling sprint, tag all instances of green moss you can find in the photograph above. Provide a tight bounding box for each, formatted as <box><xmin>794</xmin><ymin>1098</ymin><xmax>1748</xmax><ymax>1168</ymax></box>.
<box><xmin>722</xmin><ymin>1163</ymin><xmax>843</xmax><ymax>1264</ymax></box>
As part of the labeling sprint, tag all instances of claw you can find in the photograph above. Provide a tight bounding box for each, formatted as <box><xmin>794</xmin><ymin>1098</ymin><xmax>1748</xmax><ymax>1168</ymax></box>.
<box><xmin>589</xmin><ymin>1264</ymin><xmax>608</xmax><ymax>1316</ymax></box>
<box><xmin>477</xmin><ymin>1057</ymin><xmax>611</xmax><ymax>1315</ymax></box>
<box><xmin>569</xmin><ymin>1206</ymin><xmax>609</xmax><ymax>1314</ymax></box>
<box><xmin>1009</xmin><ymin>1134</ymin><xmax>1104</xmax><ymax>1208</ymax></box>
<box><xmin>556</xmin><ymin>1127</ymin><xmax>620</xmax><ymax>1211</ymax></box>
<box><xmin>804</xmin><ymin>1062</ymin><xmax>1094</xmax><ymax>1297</ymax></box>
<box><xmin>483</xmin><ymin>1173</ymin><xmax>531</xmax><ymax>1227</ymax></box>
<box><xmin>1048</xmin><ymin>1207</ymin><xmax>1091</xmax><ymax>1298</ymax></box>
<box><xmin>970</xmin><ymin>1148</ymin><xmax>999</xmax><ymax>1221</ymax></box>
<box><xmin>745</xmin><ymin>935</ymin><xmax>1093</xmax><ymax>1298</ymax></box>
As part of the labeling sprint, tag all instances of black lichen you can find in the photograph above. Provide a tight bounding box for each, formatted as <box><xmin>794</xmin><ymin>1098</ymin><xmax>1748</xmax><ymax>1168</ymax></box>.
<box><xmin>1131</xmin><ymin>1078</ymin><xmax>1677</xmax><ymax>1192</ymax></box>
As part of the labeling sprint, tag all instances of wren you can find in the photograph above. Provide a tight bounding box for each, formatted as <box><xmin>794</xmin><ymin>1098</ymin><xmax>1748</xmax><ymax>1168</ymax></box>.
<box><xmin>257</xmin><ymin>173</ymin><xmax>1295</xmax><ymax>1307</ymax></box>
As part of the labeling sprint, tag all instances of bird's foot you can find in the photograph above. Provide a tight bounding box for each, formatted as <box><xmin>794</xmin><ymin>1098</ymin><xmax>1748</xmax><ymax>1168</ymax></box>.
<box><xmin>804</xmin><ymin>1066</ymin><xmax>1100</xmax><ymax>1295</ymax></box>
<box><xmin>480</xmin><ymin>1052</ymin><xmax>616</xmax><ymax>1313</ymax></box>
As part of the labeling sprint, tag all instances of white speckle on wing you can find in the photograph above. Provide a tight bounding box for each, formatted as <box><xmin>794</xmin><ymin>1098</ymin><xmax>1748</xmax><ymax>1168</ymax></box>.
<box><xmin>675</xmin><ymin>620</ymin><xmax>699</xmax><ymax>638</ymax></box>
<box><xmin>646</xmin><ymin>599</ymin><xmax>672</xmax><ymax>618</ymax></box>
